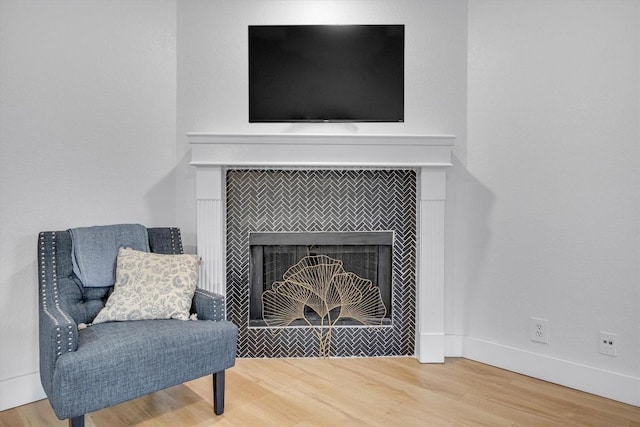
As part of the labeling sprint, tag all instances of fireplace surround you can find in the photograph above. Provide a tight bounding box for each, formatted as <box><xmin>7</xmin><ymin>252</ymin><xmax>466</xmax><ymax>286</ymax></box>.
<box><xmin>188</xmin><ymin>133</ymin><xmax>454</xmax><ymax>362</ymax></box>
<box><xmin>227</xmin><ymin>168</ymin><xmax>414</xmax><ymax>357</ymax></box>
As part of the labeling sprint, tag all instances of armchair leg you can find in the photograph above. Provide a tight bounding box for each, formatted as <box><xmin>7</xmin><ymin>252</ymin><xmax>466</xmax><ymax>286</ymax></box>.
<box><xmin>69</xmin><ymin>415</ymin><xmax>84</xmax><ymax>427</ymax></box>
<box><xmin>213</xmin><ymin>370</ymin><xmax>226</xmax><ymax>415</ymax></box>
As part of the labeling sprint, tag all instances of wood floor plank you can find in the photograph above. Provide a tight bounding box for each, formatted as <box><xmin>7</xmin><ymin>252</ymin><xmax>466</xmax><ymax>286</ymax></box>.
<box><xmin>1</xmin><ymin>358</ymin><xmax>639</xmax><ymax>427</ymax></box>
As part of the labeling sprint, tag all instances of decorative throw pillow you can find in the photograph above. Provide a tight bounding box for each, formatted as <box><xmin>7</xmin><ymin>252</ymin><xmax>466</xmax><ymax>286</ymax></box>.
<box><xmin>92</xmin><ymin>248</ymin><xmax>200</xmax><ymax>324</ymax></box>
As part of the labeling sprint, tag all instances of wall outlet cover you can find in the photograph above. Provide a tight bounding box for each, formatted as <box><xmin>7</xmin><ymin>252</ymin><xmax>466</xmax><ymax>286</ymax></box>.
<box><xmin>599</xmin><ymin>332</ymin><xmax>617</xmax><ymax>356</ymax></box>
<box><xmin>530</xmin><ymin>317</ymin><xmax>549</xmax><ymax>344</ymax></box>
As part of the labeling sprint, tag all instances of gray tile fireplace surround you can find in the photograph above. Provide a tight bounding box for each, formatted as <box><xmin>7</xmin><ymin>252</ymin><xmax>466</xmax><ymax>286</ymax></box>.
<box><xmin>226</xmin><ymin>169</ymin><xmax>416</xmax><ymax>358</ymax></box>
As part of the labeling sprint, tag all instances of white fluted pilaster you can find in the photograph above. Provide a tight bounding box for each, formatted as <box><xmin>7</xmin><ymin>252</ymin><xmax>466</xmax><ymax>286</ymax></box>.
<box><xmin>416</xmin><ymin>167</ymin><xmax>447</xmax><ymax>363</ymax></box>
<box><xmin>195</xmin><ymin>166</ymin><xmax>226</xmax><ymax>296</ymax></box>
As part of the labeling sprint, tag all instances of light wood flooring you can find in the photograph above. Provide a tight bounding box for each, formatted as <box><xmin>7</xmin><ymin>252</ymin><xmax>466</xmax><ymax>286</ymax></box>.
<box><xmin>1</xmin><ymin>357</ymin><xmax>639</xmax><ymax>426</ymax></box>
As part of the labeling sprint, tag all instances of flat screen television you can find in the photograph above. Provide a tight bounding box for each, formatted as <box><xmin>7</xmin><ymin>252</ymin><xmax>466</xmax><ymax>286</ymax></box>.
<box><xmin>249</xmin><ymin>25</ymin><xmax>404</xmax><ymax>123</ymax></box>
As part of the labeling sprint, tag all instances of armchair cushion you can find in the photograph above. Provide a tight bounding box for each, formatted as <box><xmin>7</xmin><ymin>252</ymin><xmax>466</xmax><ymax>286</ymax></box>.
<box><xmin>50</xmin><ymin>319</ymin><xmax>237</xmax><ymax>419</ymax></box>
<box><xmin>93</xmin><ymin>248</ymin><xmax>200</xmax><ymax>324</ymax></box>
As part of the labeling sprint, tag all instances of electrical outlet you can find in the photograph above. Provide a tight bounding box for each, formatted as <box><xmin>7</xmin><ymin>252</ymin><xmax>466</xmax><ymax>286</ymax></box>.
<box><xmin>530</xmin><ymin>317</ymin><xmax>549</xmax><ymax>344</ymax></box>
<box><xmin>600</xmin><ymin>332</ymin><xmax>617</xmax><ymax>356</ymax></box>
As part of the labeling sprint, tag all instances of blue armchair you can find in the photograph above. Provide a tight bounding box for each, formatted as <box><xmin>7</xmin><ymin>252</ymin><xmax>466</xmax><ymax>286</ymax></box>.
<box><xmin>38</xmin><ymin>227</ymin><xmax>238</xmax><ymax>427</ymax></box>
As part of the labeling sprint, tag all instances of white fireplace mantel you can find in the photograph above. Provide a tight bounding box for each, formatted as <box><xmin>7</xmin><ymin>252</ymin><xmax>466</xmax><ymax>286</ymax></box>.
<box><xmin>188</xmin><ymin>132</ymin><xmax>454</xmax><ymax>168</ymax></box>
<box><xmin>188</xmin><ymin>132</ymin><xmax>455</xmax><ymax>363</ymax></box>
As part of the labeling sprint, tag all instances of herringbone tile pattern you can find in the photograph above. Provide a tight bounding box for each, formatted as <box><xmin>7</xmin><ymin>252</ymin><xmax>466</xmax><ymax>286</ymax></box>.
<box><xmin>226</xmin><ymin>169</ymin><xmax>416</xmax><ymax>358</ymax></box>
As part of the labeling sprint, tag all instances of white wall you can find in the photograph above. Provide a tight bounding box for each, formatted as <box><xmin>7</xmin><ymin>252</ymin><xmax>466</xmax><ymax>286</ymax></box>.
<box><xmin>0</xmin><ymin>0</ymin><xmax>177</xmax><ymax>410</ymax></box>
<box><xmin>176</xmin><ymin>0</ymin><xmax>468</xmax><ymax>249</ymax></box>
<box><xmin>464</xmin><ymin>0</ymin><xmax>640</xmax><ymax>405</ymax></box>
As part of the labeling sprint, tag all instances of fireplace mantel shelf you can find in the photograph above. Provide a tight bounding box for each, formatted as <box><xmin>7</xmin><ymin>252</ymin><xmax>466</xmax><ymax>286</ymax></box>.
<box><xmin>188</xmin><ymin>133</ymin><xmax>455</xmax><ymax>168</ymax></box>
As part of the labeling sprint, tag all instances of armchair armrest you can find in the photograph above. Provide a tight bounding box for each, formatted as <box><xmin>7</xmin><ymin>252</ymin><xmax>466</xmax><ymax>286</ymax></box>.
<box><xmin>39</xmin><ymin>297</ymin><xmax>79</xmax><ymax>395</ymax></box>
<box><xmin>192</xmin><ymin>288</ymin><xmax>226</xmax><ymax>321</ymax></box>
<box><xmin>38</xmin><ymin>232</ymin><xmax>79</xmax><ymax>395</ymax></box>
<box><xmin>39</xmin><ymin>307</ymin><xmax>79</xmax><ymax>358</ymax></box>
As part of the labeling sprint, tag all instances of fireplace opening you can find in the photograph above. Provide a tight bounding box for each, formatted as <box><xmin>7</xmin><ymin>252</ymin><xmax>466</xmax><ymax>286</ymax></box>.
<box><xmin>249</xmin><ymin>231</ymin><xmax>393</xmax><ymax>327</ymax></box>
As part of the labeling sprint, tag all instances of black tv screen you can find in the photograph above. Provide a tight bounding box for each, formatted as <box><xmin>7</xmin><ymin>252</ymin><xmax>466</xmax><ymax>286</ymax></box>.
<box><xmin>249</xmin><ymin>25</ymin><xmax>404</xmax><ymax>123</ymax></box>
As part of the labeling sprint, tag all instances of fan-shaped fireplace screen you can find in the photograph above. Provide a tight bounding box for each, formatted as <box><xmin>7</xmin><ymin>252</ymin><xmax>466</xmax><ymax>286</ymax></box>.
<box><xmin>249</xmin><ymin>231</ymin><xmax>393</xmax><ymax>328</ymax></box>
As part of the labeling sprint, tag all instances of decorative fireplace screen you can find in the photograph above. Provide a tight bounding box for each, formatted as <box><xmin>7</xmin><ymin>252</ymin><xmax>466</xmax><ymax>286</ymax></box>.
<box><xmin>249</xmin><ymin>231</ymin><xmax>393</xmax><ymax>328</ymax></box>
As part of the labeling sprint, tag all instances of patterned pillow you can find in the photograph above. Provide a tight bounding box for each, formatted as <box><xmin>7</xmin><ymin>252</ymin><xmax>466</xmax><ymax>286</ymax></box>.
<box><xmin>92</xmin><ymin>248</ymin><xmax>200</xmax><ymax>324</ymax></box>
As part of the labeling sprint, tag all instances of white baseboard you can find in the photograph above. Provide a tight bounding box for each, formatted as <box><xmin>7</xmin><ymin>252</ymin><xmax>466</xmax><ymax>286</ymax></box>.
<box><xmin>416</xmin><ymin>332</ymin><xmax>445</xmax><ymax>363</ymax></box>
<box><xmin>0</xmin><ymin>372</ymin><xmax>46</xmax><ymax>411</ymax></box>
<box><xmin>445</xmin><ymin>334</ymin><xmax>463</xmax><ymax>357</ymax></box>
<box><xmin>462</xmin><ymin>336</ymin><xmax>640</xmax><ymax>407</ymax></box>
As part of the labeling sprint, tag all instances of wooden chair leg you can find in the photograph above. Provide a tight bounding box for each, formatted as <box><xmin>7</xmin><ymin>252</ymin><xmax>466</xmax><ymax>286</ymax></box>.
<box><xmin>213</xmin><ymin>370</ymin><xmax>225</xmax><ymax>415</ymax></box>
<box><xmin>69</xmin><ymin>415</ymin><xmax>84</xmax><ymax>427</ymax></box>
